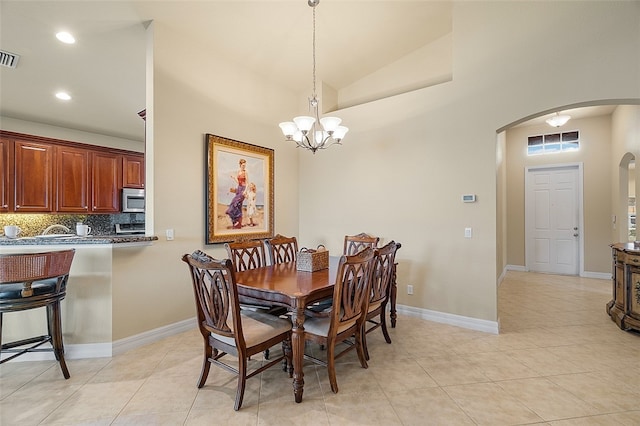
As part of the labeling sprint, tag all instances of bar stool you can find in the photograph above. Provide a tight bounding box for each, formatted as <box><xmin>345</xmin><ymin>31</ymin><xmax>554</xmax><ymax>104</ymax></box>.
<box><xmin>0</xmin><ymin>249</ymin><xmax>75</xmax><ymax>378</ymax></box>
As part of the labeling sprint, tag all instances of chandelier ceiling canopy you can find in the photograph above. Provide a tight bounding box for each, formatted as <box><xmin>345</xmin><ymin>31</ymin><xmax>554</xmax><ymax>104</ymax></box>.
<box><xmin>278</xmin><ymin>0</ymin><xmax>348</xmax><ymax>154</ymax></box>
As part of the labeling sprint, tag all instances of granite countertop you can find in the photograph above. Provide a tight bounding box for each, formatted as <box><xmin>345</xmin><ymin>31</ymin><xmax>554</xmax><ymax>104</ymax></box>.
<box><xmin>0</xmin><ymin>235</ymin><xmax>158</xmax><ymax>245</ymax></box>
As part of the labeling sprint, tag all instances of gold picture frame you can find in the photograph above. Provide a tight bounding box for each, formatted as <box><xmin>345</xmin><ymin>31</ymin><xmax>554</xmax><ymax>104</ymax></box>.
<box><xmin>205</xmin><ymin>134</ymin><xmax>274</xmax><ymax>244</ymax></box>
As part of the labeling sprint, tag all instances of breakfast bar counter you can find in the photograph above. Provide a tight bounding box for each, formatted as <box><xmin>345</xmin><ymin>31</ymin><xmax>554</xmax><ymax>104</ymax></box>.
<box><xmin>0</xmin><ymin>235</ymin><xmax>158</xmax><ymax>361</ymax></box>
<box><xmin>0</xmin><ymin>235</ymin><xmax>157</xmax><ymax>246</ymax></box>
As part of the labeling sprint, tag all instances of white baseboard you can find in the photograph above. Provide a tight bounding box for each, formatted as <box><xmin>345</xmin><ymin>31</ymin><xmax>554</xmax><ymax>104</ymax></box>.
<box><xmin>112</xmin><ymin>317</ymin><xmax>197</xmax><ymax>355</ymax></box>
<box><xmin>505</xmin><ymin>265</ymin><xmax>610</xmax><ymax>280</ymax></box>
<box><xmin>5</xmin><ymin>307</ymin><xmax>500</xmax><ymax>363</ymax></box>
<box><xmin>581</xmin><ymin>271</ymin><xmax>611</xmax><ymax>280</ymax></box>
<box><xmin>506</xmin><ymin>264</ymin><xmax>527</xmax><ymax>272</ymax></box>
<box><xmin>2</xmin><ymin>318</ymin><xmax>197</xmax><ymax>364</ymax></box>
<box><xmin>395</xmin><ymin>304</ymin><xmax>499</xmax><ymax>334</ymax></box>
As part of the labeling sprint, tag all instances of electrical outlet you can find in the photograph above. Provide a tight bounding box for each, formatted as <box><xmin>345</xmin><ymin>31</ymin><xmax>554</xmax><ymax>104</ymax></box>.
<box><xmin>407</xmin><ymin>284</ymin><xmax>414</xmax><ymax>295</ymax></box>
<box><xmin>166</xmin><ymin>229</ymin><xmax>174</xmax><ymax>241</ymax></box>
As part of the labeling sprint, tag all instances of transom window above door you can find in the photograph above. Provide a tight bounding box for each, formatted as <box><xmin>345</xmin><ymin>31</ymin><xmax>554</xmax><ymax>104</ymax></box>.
<box><xmin>527</xmin><ymin>131</ymin><xmax>579</xmax><ymax>155</ymax></box>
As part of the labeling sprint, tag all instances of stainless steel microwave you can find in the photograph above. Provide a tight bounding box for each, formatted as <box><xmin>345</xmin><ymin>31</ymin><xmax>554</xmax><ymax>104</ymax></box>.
<box><xmin>122</xmin><ymin>188</ymin><xmax>145</xmax><ymax>213</ymax></box>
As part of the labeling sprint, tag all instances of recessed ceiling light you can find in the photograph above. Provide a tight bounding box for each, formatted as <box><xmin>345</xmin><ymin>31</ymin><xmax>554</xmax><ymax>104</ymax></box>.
<box><xmin>56</xmin><ymin>31</ymin><xmax>75</xmax><ymax>44</ymax></box>
<box><xmin>55</xmin><ymin>92</ymin><xmax>71</xmax><ymax>101</ymax></box>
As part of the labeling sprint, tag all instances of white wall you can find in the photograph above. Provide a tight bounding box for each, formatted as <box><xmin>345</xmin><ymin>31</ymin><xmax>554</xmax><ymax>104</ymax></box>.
<box><xmin>611</xmin><ymin>106</ymin><xmax>640</xmax><ymax>244</ymax></box>
<box><xmin>297</xmin><ymin>1</ymin><xmax>640</xmax><ymax>322</ymax></box>
<box><xmin>111</xmin><ymin>19</ymin><xmax>302</xmax><ymax>340</ymax></box>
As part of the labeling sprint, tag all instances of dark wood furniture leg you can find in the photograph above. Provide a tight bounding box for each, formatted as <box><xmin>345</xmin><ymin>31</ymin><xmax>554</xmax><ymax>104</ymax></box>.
<box><xmin>390</xmin><ymin>261</ymin><xmax>398</xmax><ymax>328</ymax></box>
<box><xmin>290</xmin><ymin>304</ymin><xmax>306</xmax><ymax>403</ymax></box>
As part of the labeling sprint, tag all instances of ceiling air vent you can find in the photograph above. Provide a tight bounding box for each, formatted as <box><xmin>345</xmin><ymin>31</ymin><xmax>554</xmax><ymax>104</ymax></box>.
<box><xmin>0</xmin><ymin>50</ymin><xmax>20</xmax><ymax>68</ymax></box>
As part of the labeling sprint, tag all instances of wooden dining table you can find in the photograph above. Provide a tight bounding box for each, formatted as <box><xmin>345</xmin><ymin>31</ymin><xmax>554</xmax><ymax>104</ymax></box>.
<box><xmin>234</xmin><ymin>259</ymin><xmax>340</xmax><ymax>403</ymax></box>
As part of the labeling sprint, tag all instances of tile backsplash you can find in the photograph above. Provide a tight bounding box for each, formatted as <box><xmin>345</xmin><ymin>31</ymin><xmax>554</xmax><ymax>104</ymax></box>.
<box><xmin>0</xmin><ymin>213</ymin><xmax>145</xmax><ymax>237</ymax></box>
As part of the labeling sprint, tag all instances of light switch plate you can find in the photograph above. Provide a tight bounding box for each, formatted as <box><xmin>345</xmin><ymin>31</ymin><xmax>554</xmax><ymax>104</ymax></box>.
<box><xmin>166</xmin><ymin>229</ymin><xmax>174</xmax><ymax>241</ymax></box>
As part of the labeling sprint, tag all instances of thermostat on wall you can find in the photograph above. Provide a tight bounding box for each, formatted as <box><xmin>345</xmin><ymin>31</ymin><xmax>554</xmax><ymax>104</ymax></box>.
<box><xmin>462</xmin><ymin>194</ymin><xmax>476</xmax><ymax>203</ymax></box>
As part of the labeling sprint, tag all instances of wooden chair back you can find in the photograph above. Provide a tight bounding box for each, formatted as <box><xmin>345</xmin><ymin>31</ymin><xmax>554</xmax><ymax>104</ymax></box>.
<box><xmin>330</xmin><ymin>246</ymin><xmax>376</xmax><ymax>338</ymax></box>
<box><xmin>343</xmin><ymin>232</ymin><xmax>379</xmax><ymax>255</ymax></box>
<box><xmin>369</xmin><ymin>241</ymin><xmax>399</xmax><ymax>308</ymax></box>
<box><xmin>182</xmin><ymin>251</ymin><xmax>243</xmax><ymax>344</ymax></box>
<box><xmin>265</xmin><ymin>234</ymin><xmax>298</xmax><ymax>265</ymax></box>
<box><xmin>225</xmin><ymin>239</ymin><xmax>267</xmax><ymax>272</ymax></box>
<box><xmin>362</xmin><ymin>241</ymin><xmax>400</xmax><ymax>361</ymax></box>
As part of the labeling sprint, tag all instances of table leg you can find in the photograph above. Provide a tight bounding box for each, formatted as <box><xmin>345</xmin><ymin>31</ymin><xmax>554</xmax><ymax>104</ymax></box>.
<box><xmin>390</xmin><ymin>261</ymin><xmax>398</xmax><ymax>328</ymax></box>
<box><xmin>290</xmin><ymin>305</ymin><xmax>305</xmax><ymax>403</ymax></box>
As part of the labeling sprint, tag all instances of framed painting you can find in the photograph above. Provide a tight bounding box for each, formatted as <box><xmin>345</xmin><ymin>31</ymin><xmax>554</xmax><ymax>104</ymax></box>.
<box><xmin>205</xmin><ymin>134</ymin><xmax>274</xmax><ymax>244</ymax></box>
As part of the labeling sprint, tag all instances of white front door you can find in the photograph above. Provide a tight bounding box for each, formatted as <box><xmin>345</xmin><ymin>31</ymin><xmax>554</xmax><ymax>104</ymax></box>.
<box><xmin>525</xmin><ymin>165</ymin><xmax>581</xmax><ymax>275</ymax></box>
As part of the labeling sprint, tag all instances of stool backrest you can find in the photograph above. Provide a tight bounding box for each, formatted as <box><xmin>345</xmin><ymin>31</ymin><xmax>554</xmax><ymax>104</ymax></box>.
<box><xmin>0</xmin><ymin>250</ymin><xmax>75</xmax><ymax>285</ymax></box>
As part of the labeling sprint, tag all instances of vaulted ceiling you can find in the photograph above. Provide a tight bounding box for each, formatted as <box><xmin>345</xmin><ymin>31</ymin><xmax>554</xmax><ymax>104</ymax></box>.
<box><xmin>0</xmin><ymin>1</ymin><xmax>452</xmax><ymax>142</ymax></box>
<box><xmin>0</xmin><ymin>1</ymin><xmax>616</xmax><ymax>144</ymax></box>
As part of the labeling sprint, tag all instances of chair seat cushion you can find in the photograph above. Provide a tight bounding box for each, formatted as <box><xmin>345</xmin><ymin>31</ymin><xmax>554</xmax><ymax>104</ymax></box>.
<box><xmin>304</xmin><ymin>314</ymin><xmax>355</xmax><ymax>338</ymax></box>
<box><xmin>367</xmin><ymin>300</ymin><xmax>382</xmax><ymax>313</ymax></box>
<box><xmin>0</xmin><ymin>278</ymin><xmax>59</xmax><ymax>300</ymax></box>
<box><xmin>216</xmin><ymin>309</ymin><xmax>292</xmax><ymax>348</ymax></box>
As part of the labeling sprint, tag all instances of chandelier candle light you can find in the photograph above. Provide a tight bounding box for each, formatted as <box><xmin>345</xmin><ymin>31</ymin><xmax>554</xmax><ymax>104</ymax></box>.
<box><xmin>279</xmin><ymin>0</ymin><xmax>348</xmax><ymax>154</ymax></box>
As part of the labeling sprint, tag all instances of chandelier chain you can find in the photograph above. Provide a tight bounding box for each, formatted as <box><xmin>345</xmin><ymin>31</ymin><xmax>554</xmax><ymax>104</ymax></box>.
<box><xmin>312</xmin><ymin>4</ymin><xmax>316</xmax><ymax>98</ymax></box>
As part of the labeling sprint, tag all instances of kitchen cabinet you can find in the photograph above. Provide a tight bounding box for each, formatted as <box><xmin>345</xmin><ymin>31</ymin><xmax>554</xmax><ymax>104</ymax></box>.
<box><xmin>91</xmin><ymin>151</ymin><xmax>122</xmax><ymax>213</ymax></box>
<box><xmin>0</xmin><ymin>130</ymin><xmax>142</xmax><ymax>214</ymax></box>
<box><xmin>0</xmin><ymin>137</ymin><xmax>12</xmax><ymax>212</ymax></box>
<box><xmin>56</xmin><ymin>145</ymin><xmax>90</xmax><ymax>212</ymax></box>
<box><xmin>14</xmin><ymin>139</ymin><xmax>54</xmax><ymax>212</ymax></box>
<box><xmin>123</xmin><ymin>154</ymin><xmax>144</xmax><ymax>188</ymax></box>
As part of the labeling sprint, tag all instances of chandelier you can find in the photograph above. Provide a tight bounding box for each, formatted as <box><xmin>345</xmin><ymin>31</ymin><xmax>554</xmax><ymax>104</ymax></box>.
<box><xmin>279</xmin><ymin>0</ymin><xmax>348</xmax><ymax>154</ymax></box>
<box><xmin>545</xmin><ymin>112</ymin><xmax>571</xmax><ymax>128</ymax></box>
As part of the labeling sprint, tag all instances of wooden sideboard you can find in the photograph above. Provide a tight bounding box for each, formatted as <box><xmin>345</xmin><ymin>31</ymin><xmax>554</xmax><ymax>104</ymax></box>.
<box><xmin>607</xmin><ymin>243</ymin><xmax>640</xmax><ymax>332</ymax></box>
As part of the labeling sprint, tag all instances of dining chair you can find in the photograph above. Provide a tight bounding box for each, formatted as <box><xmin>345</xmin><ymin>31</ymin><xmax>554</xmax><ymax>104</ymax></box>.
<box><xmin>182</xmin><ymin>250</ymin><xmax>293</xmax><ymax>411</ymax></box>
<box><xmin>305</xmin><ymin>232</ymin><xmax>379</xmax><ymax>319</ymax></box>
<box><xmin>264</xmin><ymin>234</ymin><xmax>298</xmax><ymax>265</ymax></box>
<box><xmin>303</xmin><ymin>246</ymin><xmax>375</xmax><ymax>393</ymax></box>
<box><xmin>362</xmin><ymin>241</ymin><xmax>399</xmax><ymax>361</ymax></box>
<box><xmin>225</xmin><ymin>239</ymin><xmax>288</xmax><ymax>359</ymax></box>
<box><xmin>343</xmin><ymin>232</ymin><xmax>380</xmax><ymax>255</ymax></box>
<box><xmin>0</xmin><ymin>249</ymin><xmax>76</xmax><ymax>379</ymax></box>
<box><xmin>224</xmin><ymin>239</ymin><xmax>267</xmax><ymax>272</ymax></box>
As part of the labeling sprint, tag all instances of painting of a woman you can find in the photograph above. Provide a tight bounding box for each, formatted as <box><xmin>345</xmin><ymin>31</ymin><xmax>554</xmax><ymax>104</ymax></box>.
<box><xmin>206</xmin><ymin>134</ymin><xmax>273</xmax><ymax>243</ymax></box>
<box><xmin>225</xmin><ymin>158</ymin><xmax>248</xmax><ymax>229</ymax></box>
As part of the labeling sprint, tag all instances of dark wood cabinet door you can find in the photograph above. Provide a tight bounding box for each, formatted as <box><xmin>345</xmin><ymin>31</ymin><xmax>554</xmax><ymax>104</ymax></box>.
<box><xmin>91</xmin><ymin>151</ymin><xmax>121</xmax><ymax>213</ymax></box>
<box><xmin>0</xmin><ymin>137</ymin><xmax>13</xmax><ymax>212</ymax></box>
<box><xmin>56</xmin><ymin>145</ymin><xmax>90</xmax><ymax>212</ymax></box>
<box><xmin>14</xmin><ymin>140</ymin><xmax>54</xmax><ymax>212</ymax></box>
<box><xmin>123</xmin><ymin>154</ymin><xmax>144</xmax><ymax>188</ymax></box>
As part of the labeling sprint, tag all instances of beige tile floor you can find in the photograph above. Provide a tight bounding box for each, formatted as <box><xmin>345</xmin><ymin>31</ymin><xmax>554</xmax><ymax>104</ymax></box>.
<box><xmin>2</xmin><ymin>271</ymin><xmax>640</xmax><ymax>425</ymax></box>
